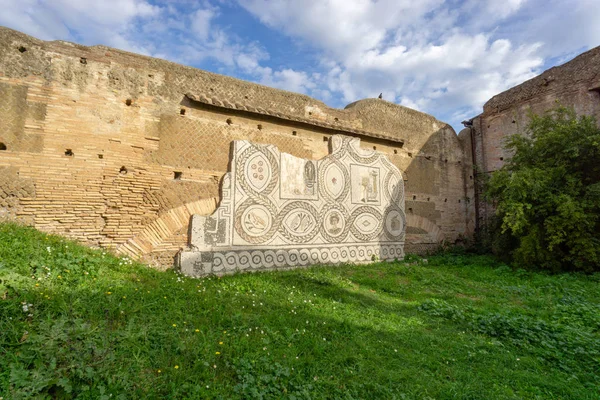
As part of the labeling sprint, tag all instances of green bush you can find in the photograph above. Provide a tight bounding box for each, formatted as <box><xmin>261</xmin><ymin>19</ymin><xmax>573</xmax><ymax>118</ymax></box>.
<box><xmin>485</xmin><ymin>106</ymin><xmax>600</xmax><ymax>272</ymax></box>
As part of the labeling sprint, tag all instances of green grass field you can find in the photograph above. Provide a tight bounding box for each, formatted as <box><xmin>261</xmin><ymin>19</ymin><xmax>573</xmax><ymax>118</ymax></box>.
<box><xmin>1</xmin><ymin>222</ymin><xmax>599</xmax><ymax>399</ymax></box>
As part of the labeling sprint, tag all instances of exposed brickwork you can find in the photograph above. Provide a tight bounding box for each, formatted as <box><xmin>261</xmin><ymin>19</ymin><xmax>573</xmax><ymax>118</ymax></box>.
<box><xmin>0</xmin><ymin>27</ymin><xmax>473</xmax><ymax>265</ymax></box>
<box><xmin>466</xmin><ymin>45</ymin><xmax>600</xmax><ymax>231</ymax></box>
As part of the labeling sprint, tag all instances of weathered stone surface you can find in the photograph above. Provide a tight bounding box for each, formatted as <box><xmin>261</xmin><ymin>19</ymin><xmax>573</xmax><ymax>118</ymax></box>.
<box><xmin>179</xmin><ymin>135</ymin><xmax>405</xmax><ymax>275</ymax></box>
<box><xmin>0</xmin><ymin>26</ymin><xmax>471</xmax><ymax>266</ymax></box>
<box><xmin>465</xmin><ymin>45</ymin><xmax>600</xmax><ymax>232</ymax></box>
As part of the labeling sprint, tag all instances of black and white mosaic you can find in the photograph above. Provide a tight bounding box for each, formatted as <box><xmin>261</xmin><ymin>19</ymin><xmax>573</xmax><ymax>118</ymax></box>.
<box><xmin>178</xmin><ymin>135</ymin><xmax>405</xmax><ymax>276</ymax></box>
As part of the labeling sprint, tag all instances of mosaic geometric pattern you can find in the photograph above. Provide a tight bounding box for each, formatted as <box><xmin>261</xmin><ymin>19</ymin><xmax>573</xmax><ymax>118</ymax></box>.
<box><xmin>178</xmin><ymin>135</ymin><xmax>405</xmax><ymax>276</ymax></box>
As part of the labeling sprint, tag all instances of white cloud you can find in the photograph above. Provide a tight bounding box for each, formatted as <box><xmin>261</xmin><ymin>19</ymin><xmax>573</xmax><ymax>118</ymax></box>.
<box><xmin>238</xmin><ymin>0</ymin><xmax>589</xmax><ymax>130</ymax></box>
<box><xmin>0</xmin><ymin>0</ymin><xmax>160</xmax><ymax>53</ymax></box>
<box><xmin>191</xmin><ymin>8</ymin><xmax>216</xmax><ymax>41</ymax></box>
<box><xmin>261</xmin><ymin>68</ymin><xmax>316</xmax><ymax>94</ymax></box>
<box><xmin>0</xmin><ymin>0</ymin><xmax>596</xmax><ymax>132</ymax></box>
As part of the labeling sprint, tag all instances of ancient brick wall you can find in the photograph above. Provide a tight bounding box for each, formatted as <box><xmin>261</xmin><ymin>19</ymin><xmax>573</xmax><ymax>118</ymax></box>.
<box><xmin>465</xmin><ymin>46</ymin><xmax>600</xmax><ymax>231</ymax></box>
<box><xmin>0</xmin><ymin>27</ymin><xmax>473</xmax><ymax>266</ymax></box>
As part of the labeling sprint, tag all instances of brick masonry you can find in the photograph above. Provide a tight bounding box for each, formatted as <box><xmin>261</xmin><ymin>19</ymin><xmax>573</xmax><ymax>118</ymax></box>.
<box><xmin>463</xmin><ymin>45</ymin><xmax>600</xmax><ymax>231</ymax></box>
<box><xmin>0</xmin><ymin>27</ymin><xmax>473</xmax><ymax>267</ymax></box>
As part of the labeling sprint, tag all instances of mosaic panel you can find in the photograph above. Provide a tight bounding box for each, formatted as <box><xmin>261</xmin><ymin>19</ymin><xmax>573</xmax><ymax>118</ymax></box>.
<box><xmin>178</xmin><ymin>135</ymin><xmax>405</xmax><ymax>276</ymax></box>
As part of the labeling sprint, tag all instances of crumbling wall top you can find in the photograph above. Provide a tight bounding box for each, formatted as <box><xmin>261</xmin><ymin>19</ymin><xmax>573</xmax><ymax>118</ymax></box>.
<box><xmin>483</xmin><ymin>45</ymin><xmax>600</xmax><ymax>114</ymax></box>
<box><xmin>0</xmin><ymin>25</ymin><xmax>453</xmax><ymax>145</ymax></box>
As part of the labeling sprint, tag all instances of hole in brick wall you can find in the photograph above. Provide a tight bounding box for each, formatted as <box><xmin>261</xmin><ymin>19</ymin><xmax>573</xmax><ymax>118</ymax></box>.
<box><xmin>64</xmin><ymin>149</ymin><xmax>73</xmax><ymax>156</ymax></box>
<box><xmin>323</xmin><ymin>136</ymin><xmax>328</xmax><ymax>142</ymax></box>
<box><xmin>226</xmin><ymin>118</ymin><xmax>232</xmax><ymax>125</ymax></box>
<box><xmin>292</xmin><ymin>131</ymin><xmax>297</xmax><ymax>136</ymax></box>
<box><xmin>512</xmin><ymin>120</ymin><xmax>516</xmax><ymax>123</ymax></box>
<box><xmin>445</xmin><ymin>159</ymin><xmax>448</xmax><ymax>163</ymax></box>
<box><xmin>393</xmin><ymin>149</ymin><xmax>398</xmax><ymax>154</ymax></box>
<box><xmin>125</xmin><ymin>99</ymin><xmax>132</xmax><ymax>106</ymax></box>
<box><xmin>458</xmin><ymin>161</ymin><xmax>461</xmax><ymax>164</ymax></box>
<box><xmin>309</xmin><ymin>112</ymin><xmax>312</xmax><ymax>115</ymax></box>
<box><xmin>120</xmin><ymin>166</ymin><xmax>128</xmax><ymax>174</ymax></box>
<box><xmin>174</xmin><ymin>171</ymin><xmax>182</xmax><ymax>180</ymax></box>
<box><xmin>427</xmin><ymin>197</ymin><xmax>430</xmax><ymax>201</ymax></box>
<box><xmin>80</xmin><ymin>57</ymin><xmax>87</xmax><ymax>64</ymax></box>
<box><xmin>500</xmin><ymin>157</ymin><xmax>504</xmax><ymax>161</ymax></box>
<box><xmin>334</xmin><ymin>117</ymin><xmax>339</xmax><ymax>121</ymax></box>
<box><xmin>18</xmin><ymin>46</ymin><xmax>26</xmax><ymax>53</ymax></box>
<box><xmin>425</xmin><ymin>156</ymin><xmax>431</xmax><ymax>160</ymax></box>
<box><xmin>148</xmin><ymin>74</ymin><xmax>154</xmax><ymax>78</ymax></box>
<box><xmin>408</xmin><ymin>207</ymin><xmax>413</xmax><ymax>213</ymax></box>
<box><xmin>0</xmin><ymin>143</ymin><xmax>6</xmax><ymax>150</ymax></box>
<box><xmin>373</xmin><ymin>146</ymin><xmax>377</xmax><ymax>150</ymax></box>
<box><xmin>470</xmin><ymin>175</ymin><xmax>473</xmax><ymax>179</ymax></box>
<box><xmin>180</xmin><ymin>108</ymin><xmax>186</xmax><ymax>115</ymax></box>
<box><xmin>458</xmin><ymin>199</ymin><xmax>461</xmax><ymax>203</ymax></box>
<box><xmin>98</xmin><ymin>154</ymin><xmax>103</xmax><ymax>159</ymax></box>
<box><xmin>257</xmin><ymin>124</ymin><xmax>263</xmax><ymax>130</ymax></box>
<box><xmin>244</xmin><ymin>95</ymin><xmax>248</xmax><ymax>99</ymax></box>
<box><xmin>412</xmin><ymin>195</ymin><xmax>416</xmax><ymax>200</ymax></box>
<box><xmin>444</xmin><ymin>198</ymin><xmax>447</xmax><ymax>202</ymax></box>
<box><xmin>408</xmin><ymin>152</ymin><xmax>413</xmax><ymax>157</ymax></box>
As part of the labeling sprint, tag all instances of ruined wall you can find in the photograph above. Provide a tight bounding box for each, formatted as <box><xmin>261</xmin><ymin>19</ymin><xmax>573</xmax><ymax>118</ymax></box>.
<box><xmin>465</xmin><ymin>45</ymin><xmax>600</xmax><ymax>230</ymax></box>
<box><xmin>0</xmin><ymin>27</ymin><xmax>472</xmax><ymax>266</ymax></box>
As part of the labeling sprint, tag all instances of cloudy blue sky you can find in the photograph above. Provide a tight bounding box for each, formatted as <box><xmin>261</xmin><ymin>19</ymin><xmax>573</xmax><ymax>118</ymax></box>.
<box><xmin>1</xmin><ymin>0</ymin><xmax>598</xmax><ymax>131</ymax></box>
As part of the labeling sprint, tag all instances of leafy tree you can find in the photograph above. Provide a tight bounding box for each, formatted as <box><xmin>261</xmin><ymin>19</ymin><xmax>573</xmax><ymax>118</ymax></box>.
<box><xmin>485</xmin><ymin>106</ymin><xmax>600</xmax><ymax>272</ymax></box>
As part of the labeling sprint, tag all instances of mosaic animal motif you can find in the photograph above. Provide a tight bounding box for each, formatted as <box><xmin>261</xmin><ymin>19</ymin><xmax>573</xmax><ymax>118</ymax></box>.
<box><xmin>179</xmin><ymin>135</ymin><xmax>405</xmax><ymax>276</ymax></box>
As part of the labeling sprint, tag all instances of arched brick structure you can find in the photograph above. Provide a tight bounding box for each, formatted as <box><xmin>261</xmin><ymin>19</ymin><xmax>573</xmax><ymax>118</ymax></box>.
<box><xmin>0</xmin><ymin>27</ymin><xmax>473</xmax><ymax>265</ymax></box>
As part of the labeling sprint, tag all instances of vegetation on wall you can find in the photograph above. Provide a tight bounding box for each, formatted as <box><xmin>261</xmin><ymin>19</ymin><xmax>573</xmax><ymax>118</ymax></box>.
<box><xmin>1</xmin><ymin>223</ymin><xmax>599</xmax><ymax>399</ymax></box>
<box><xmin>485</xmin><ymin>106</ymin><xmax>600</xmax><ymax>272</ymax></box>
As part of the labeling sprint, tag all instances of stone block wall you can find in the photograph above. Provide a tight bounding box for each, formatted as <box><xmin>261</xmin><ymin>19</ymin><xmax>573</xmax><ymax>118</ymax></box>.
<box><xmin>0</xmin><ymin>27</ymin><xmax>473</xmax><ymax>266</ymax></box>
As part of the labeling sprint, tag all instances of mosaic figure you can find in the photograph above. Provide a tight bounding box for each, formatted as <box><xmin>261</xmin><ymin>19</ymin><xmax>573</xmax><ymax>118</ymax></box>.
<box><xmin>178</xmin><ymin>135</ymin><xmax>405</xmax><ymax>276</ymax></box>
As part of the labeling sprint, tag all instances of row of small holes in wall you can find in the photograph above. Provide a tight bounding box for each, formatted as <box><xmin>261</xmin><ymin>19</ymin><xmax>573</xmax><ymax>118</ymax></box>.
<box><xmin>19</xmin><ymin>44</ymin><xmax>88</xmax><ymax>65</ymax></box>
<box><xmin>63</xmin><ymin>149</ymin><xmax>129</xmax><ymax>174</ymax></box>
<box><xmin>410</xmin><ymin>195</ymin><xmax>463</xmax><ymax>203</ymax></box>
<box><xmin>222</xmin><ymin>118</ymin><xmax>269</xmax><ymax>131</ymax></box>
<box><xmin>65</xmin><ymin>149</ymin><xmax>104</xmax><ymax>159</ymax></box>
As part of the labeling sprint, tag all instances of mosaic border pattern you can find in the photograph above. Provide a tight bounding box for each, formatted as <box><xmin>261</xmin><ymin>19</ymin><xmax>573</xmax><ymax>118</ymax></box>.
<box><xmin>178</xmin><ymin>135</ymin><xmax>405</xmax><ymax>276</ymax></box>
